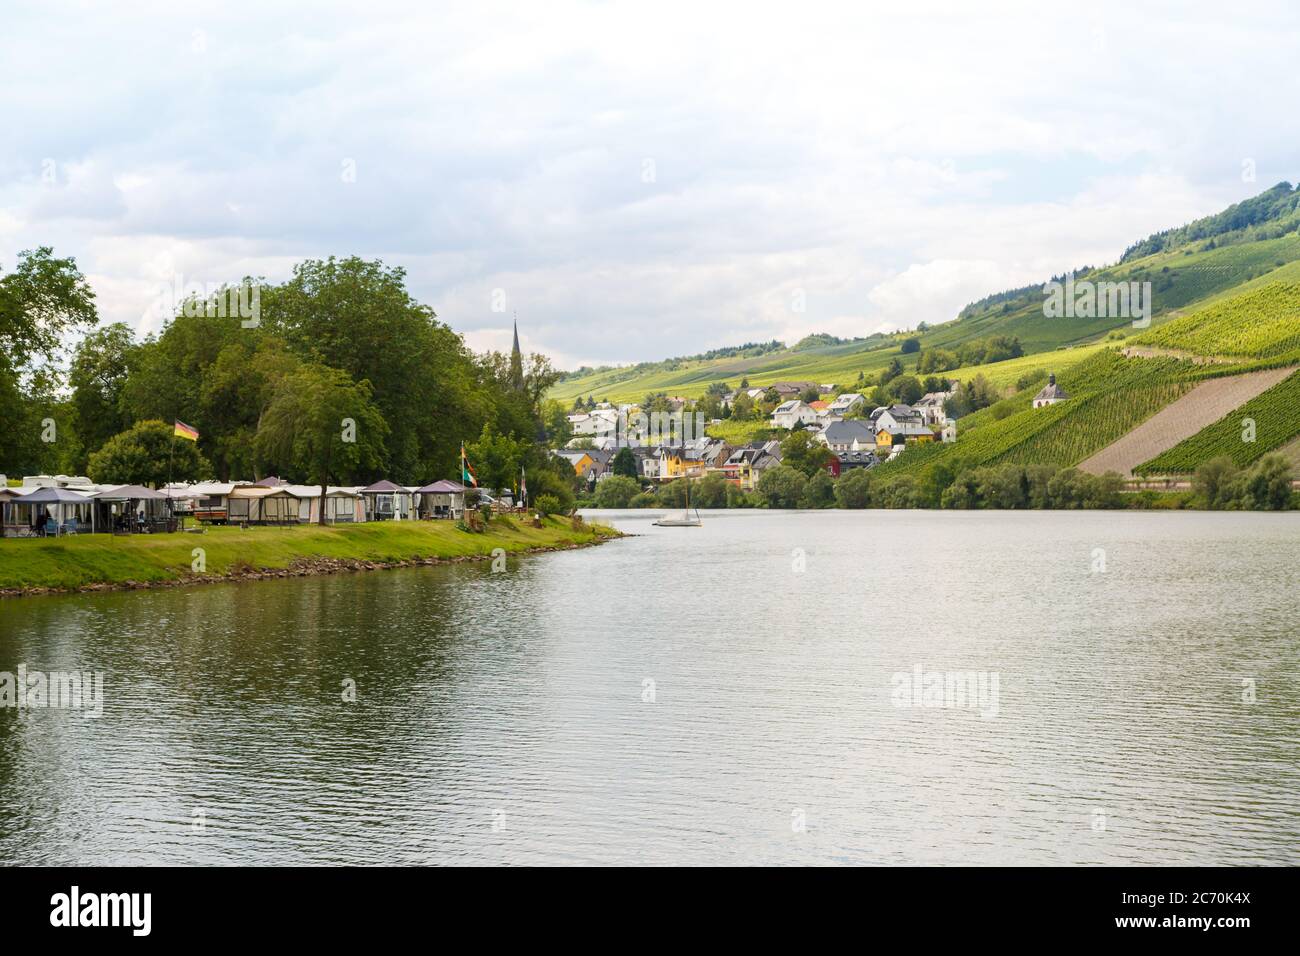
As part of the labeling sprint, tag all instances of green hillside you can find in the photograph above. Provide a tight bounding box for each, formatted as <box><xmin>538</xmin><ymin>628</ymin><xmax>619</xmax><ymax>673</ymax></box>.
<box><xmin>1136</xmin><ymin>370</ymin><xmax>1300</xmax><ymax>474</ymax></box>
<box><xmin>552</xmin><ymin>183</ymin><xmax>1300</xmax><ymax>404</ymax></box>
<box><xmin>1130</xmin><ymin>282</ymin><xmax>1300</xmax><ymax>358</ymax></box>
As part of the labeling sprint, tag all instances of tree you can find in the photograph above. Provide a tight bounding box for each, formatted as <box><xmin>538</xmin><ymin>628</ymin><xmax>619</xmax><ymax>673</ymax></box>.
<box><xmin>802</xmin><ymin>470</ymin><xmax>836</xmax><ymax>508</ymax></box>
<box><xmin>780</xmin><ymin>430</ymin><xmax>835</xmax><ymax>477</ymax></box>
<box><xmin>834</xmin><ymin>468</ymin><xmax>873</xmax><ymax>508</ymax></box>
<box><xmin>593</xmin><ymin>475</ymin><xmax>641</xmax><ymax>508</ymax></box>
<box><xmin>886</xmin><ymin>374</ymin><xmax>923</xmax><ymax>406</ymax></box>
<box><xmin>68</xmin><ymin>323</ymin><xmax>138</xmax><ymax>463</ymax></box>
<box><xmin>1192</xmin><ymin>456</ymin><xmax>1239</xmax><ymax>508</ymax></box>
<box><xmin>756</xmin><ymin>465</ymin><xmax>807</xmax><ymax>508</ymax></box>
<box><xmin>255</xmin><ymin>364</ymin><xmax>389</xmax><ymax>523</ymax></box>
<box><xmin>692</xmin><ymin>474</ymin><xmax>728</xmax><ymax>508</ymax></box>
<box><xmin>87</xmin><ymin>420</ymin><xmax>210</xmax><ymax>487</ymax></box>
<box><xmin>0</xmin><ymin>248</ymin><xmax>98</xmax><ymax>473</ymax></box>
<box><xmin>900</xmin><ymin>337</ymin><xmax>921</xmax><ymax>354</ymax></box>
<box><xmin>467</xmin><ymin>423</ymin><xmax>529</xmax><ymax>493</ymax></box>
<box><xmin>612</xmin><ymin>446</ymin><xmax>638</xmax><ymax>478</ymax></box>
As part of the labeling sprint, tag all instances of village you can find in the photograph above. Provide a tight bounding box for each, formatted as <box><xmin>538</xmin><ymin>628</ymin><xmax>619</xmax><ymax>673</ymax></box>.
<box><xmin>553</xmin><ymin>375</ymin><xmax>1071</xmax><ymax>491</ymax></box>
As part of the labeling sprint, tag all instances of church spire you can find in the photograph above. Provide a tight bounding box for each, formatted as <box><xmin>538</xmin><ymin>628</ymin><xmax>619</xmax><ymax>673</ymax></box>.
<box><xmin>509</xmin><ymin>312</ymin><xmax>524</xmax><ymax>390</ymax></box>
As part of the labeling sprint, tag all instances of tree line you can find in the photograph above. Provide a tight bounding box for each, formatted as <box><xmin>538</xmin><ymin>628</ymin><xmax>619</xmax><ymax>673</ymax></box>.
<box><xmin>0</xmin><ymin>249</ymin><xmax>578</xmax><ymax>504</ymax></box>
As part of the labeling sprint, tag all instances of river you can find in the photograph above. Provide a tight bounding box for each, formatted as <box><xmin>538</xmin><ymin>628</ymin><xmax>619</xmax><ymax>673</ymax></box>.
<box><xmin>1</xmin><ymin>510</ymin><xmax>1297</xmax><ymax>865</ymax></box>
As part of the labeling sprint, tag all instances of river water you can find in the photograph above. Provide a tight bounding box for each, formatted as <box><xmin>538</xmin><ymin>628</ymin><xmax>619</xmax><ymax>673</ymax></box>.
<box><xmin>1</xmin><ymin>510</ymin><xmax>1297</xmax><ymax>865</ymax></box>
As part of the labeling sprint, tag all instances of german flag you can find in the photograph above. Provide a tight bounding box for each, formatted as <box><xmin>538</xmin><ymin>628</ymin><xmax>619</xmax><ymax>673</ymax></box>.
<box><xmin>174</xmin><ymin>420</ymin><xmax>199</xmax><ymax>442</ymax></box>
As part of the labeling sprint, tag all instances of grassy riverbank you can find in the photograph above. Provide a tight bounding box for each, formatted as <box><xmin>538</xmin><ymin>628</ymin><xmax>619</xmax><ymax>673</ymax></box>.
<box><xmin>0</xmin><ymin>516</ymin><xmax>619</xmax><ymax>595</ymax></box>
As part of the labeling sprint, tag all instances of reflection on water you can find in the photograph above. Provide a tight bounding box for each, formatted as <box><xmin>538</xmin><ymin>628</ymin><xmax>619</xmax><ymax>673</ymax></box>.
<box><xmin>1</xmin><ymin>510</ymin><xmax>1297</xmax><ymax>865</ymax></box>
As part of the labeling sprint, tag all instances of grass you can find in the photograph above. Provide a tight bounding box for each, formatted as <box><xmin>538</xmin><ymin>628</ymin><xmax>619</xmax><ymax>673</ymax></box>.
<box><xmin>0</xmin><ymin>517</ymin><xmax>617</xmax><ymax>592</ymax></box>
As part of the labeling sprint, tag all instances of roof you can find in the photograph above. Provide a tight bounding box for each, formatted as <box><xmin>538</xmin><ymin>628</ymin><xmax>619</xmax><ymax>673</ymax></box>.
<box><xmin>916</xmin><ymin>392</ymin><xmax>948</xmax><ymax>407</ymax></box>
<box><xmin>1034</xmin><ymin>374</ymin><xmax>1070</xmax><ymax>401</ymax></box>
<box><xmin>254</xmin><ymin>476</ymin><xmax>289</xmax><ymax>487</ymax></box>
<box><xmin>93</xmin><ymin>484</ymin><xmax>169</xmax><ymax>500</ymax></box>
<box><xmin>361</xmin><ymin>479</ymin><xmax>404</xmax><ymax>493</ymax></box>
<box><xmin>773</xmin><ymin>400</ymin><xmax>805</xmax><ymax>413</ymax></box>
<box><xmin>18</xmin><ymin>487</ymin><xmax>92</xmax><ymax>503</ymax></box>
<box><xmin>414</xmin><ymin>480</ymin><xmax>467</xmax><ymax>494</ymax></box>
<box><xmin>823</xmin><ymin>420</ymin><xmax>875</xmax><ymax>444</ymax></box>
<box><xmin>228</xmin><ymin>485</ymin><xmax>301</xmax><ymax>499</ymax></box>
<box><xmin>284</xmin><ymin>485</ymin><xmax>361</xmax><ymax>498</ymax></box>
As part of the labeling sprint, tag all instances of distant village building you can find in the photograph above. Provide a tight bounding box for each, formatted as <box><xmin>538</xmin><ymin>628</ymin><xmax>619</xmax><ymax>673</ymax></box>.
<box><xmin>873</xmin><ymin>404</ymin><xmax>934</xmax><ymax>448</ymax></box>
<box><xmin>827</xmin><ymin>393</ymin><xmax>865</xmax><ymax>417</ymax></box>
<box><xmin>1032</xmin><ymin>373</ymin><xmax>1070</xmax><ymax>408</ymax></box>
<box><xmin>914</xmin><ymin>391</ymin><xmax>950</xmax><ymax>424</ymax></box>
<box><xmin>770</xmin><ymin>400</ymin><xmax>817</xmax><ymax>429</ymax></box>
<box><xmin>818</xmin><ymin>419</ymin><xmax>875</xmax><ymax>452</ymax></box>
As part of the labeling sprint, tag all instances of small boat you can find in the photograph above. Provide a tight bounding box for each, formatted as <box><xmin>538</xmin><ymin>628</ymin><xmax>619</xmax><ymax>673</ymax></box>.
<box><xmin>653</xmin><ymin>473</ymin><xmax>702</xmax><ymax>526</ymax></box>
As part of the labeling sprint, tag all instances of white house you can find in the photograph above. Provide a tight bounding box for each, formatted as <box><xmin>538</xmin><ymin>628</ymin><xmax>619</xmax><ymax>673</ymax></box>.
<box><xmin>872</xmin><ymin>404</ymin><xmax>926</xmax><ymax>433</ymax></box>
<box><xmin>915</xmin><ymin>391</ymin><xmax>949</xmax><ymax>424</ymax></box>
<box><xmin>818</xmin><ymin>419</ymin><xmax>876</xmax><ymax>451</ymax></box>
<box><xmin>1033</xmin><ymin>373</ymin><xmax>1070</xmax><ymax>408</ymax></box>
<box><xmin>770</xmin><ymin>400</ymin><xmax>817</xmax><ymax>429</ymax></box>
<box><xmin>827</xmin><ymin>393</ymin><xmax>864</xmax><ymax>417</ymax></box>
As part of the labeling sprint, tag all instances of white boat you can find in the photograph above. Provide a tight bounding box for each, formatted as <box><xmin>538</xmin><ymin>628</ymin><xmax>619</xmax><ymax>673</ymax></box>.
<box><xmin>653</xmin><ymin>472</ymin><xmax>702</xmax><ymax>526</ymax></box>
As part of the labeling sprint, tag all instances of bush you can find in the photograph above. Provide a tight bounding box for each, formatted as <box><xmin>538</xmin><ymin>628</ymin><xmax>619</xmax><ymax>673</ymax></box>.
<box><xmin>628</xmin><ymin>491</ymin><xmax>658</xmax><ymax>508</ymax></box>
<box><xmin>801</xmin><ymin>470</ymin><xmax>836</xmax><ymax>508</ymax></box>
<box><xmin>593</xmin><ymin>475</ymin><xmax>641</xmax><ymax>508</ymax></box>
<box><xmin>756</xmin><ymin>465</ymin><xmax>807</xmax><ymax>508</ymax></box>
<box><xmin>534</xmin><ymin>494</ymin><xmax>563</xmax><ymax>517</ymax></box>
<box><xmin>834</xmin><ymin>468</ymin><xmax>873</xmax><ymax>508</ymax></box>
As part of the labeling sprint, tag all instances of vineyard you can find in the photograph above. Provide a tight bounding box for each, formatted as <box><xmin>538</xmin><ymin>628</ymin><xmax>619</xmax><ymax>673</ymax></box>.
<box><xmin>1135</xmin><ymin>369</ymin><xmax>1300</xmax><ymax>473</ymax></box>
<box><xmin>1131</xmin><ymin>282</ymin><xmax>1300</xmax><ymax>358</ymax></box>
<box><xmin>877</xmin><ymin>350</ymin><xmax>1207</xmax><ymax>477</ymax></box>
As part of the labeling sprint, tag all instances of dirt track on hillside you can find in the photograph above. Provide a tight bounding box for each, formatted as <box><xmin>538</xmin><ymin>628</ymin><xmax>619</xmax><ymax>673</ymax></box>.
<box><xmin>1078</xmin><ymin>366</ymin><xmax>1298</xmax><ymax>476</ymax></box>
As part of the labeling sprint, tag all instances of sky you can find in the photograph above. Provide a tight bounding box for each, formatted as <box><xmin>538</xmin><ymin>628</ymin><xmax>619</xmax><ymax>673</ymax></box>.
<box><xmin>3</xmin><ymin>1</ymin><xmax>1300</xmax><ymax>370</ymax></box>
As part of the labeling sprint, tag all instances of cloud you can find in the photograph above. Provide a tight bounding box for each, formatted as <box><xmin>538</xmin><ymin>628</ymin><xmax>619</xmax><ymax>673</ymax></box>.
<box><xmin>2</xmin><ymin>0</ymin><xmax>1298</xmax><ymax>367</ymax></box>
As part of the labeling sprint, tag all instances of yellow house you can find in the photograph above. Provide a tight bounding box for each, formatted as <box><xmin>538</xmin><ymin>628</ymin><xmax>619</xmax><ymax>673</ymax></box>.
<box><xmin>659</xmin><ymin>447</ymin><xmax>706</xmax><ymax>480</ymax></box>
<box><xmin>876</xmin><ymin>424</ymin><xmax>935</xmax><ymax>448</ymax></box>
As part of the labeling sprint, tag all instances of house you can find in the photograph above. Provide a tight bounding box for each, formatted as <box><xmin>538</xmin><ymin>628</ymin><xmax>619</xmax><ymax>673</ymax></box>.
<box><xmin>818</xmin><ymin>419</ymin><xmax>876</xmax><ymax>452</ymax></box>
<box><xmin>1033</xmin><ymin>373</ymin><xmax>1070</xmax><ymax>408</ymax></box>
<box><xmin>720</xmin><ymin>440</ymin><xmax>783</xmax><ymax>489</ymax></box>
<box><xmin>633</xmin><ymin>447</ymin><xmax>662</xmax><ymax>480</ymax></box>
<box><xmin>658</xmin><ymin>442</ymin><xmax>710</xmax><ymax>481</ymax></box>
<box><xmin>569</xmin><ymin>407</ymin><xmax>619</xmax><ymax>436</ymax></box>
<box><xmin>556</xmin><ymin>447</ymin><xmax>614</xmax><ymax>482</ymax></box>
<box><xmin>872</xmin><ymin>404</ymin><xmax>926</xmax><ymax>433</ymax></box>
<box><xmin>915</xmin><ymin>391</ymin><xmax>949</xmax><ymax>424</ymax></box>
<box><xmin>875</xmin><ymin>420</ymin><xmax>935</xmax><ymax>448</ymax></box>
<box><xmin>827</xmin><ymin>393</ymin><xmax>864</xmax><ymax>417</ymax></box>
<box><xmin>771</xmin><ymin>381</ymin><xmax>816</xmax><ymax>399</ymax></box>
<box><xmin>827</xmin><ymin>448</ymin><xmax>877</xmax><ymax>477</ymax></box>
<box><xmin>770</xmin><ymin>400</ymin><xmax>817</xmax><ymax>429</ymax></box>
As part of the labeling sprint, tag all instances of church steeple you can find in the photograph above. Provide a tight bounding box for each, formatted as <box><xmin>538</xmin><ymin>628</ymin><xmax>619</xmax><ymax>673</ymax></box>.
<box><xmin>509</xmin><ymin>313</ymin><xmax>524</xmax><ymax>390</ymax></box>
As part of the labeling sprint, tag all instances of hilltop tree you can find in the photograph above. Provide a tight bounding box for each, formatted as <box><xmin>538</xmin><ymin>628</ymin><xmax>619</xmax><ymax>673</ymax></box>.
<box><xmin>68</xmin><ymin>322</ymin><xmax>138</xmax><ymax>465</ymax></box>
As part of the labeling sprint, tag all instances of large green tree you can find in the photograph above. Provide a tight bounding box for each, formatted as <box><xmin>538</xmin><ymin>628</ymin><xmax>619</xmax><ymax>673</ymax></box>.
<box><xmin>87</xmin><ymin>419</ymin><xmax>210</xmax><ymax>486</ymax></box>
<box><xmin>255</xmin><ymin>364</ymin><xmax>389</xmax><ymax>523</ymax></box>
<box><xmin>69</xmin><ymin>322</ymin><xmax>138</xmax><ymax>463</ymax></box>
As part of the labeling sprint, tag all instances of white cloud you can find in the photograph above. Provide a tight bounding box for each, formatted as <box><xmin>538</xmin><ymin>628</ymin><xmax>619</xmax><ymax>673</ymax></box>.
<box><xmin>2</xmin><ymin>0</ymin><xmax>1298</xmax><ymax>366</ymax></box>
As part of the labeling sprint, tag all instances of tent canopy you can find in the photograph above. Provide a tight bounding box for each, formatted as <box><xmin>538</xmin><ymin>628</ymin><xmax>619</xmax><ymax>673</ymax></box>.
<box><xmin>19</xmin><ymin>487</ymin><xmax>91</xmax><ymax>503</ymax></box>
<box><xmin>362</xmin><ymin>479</ymin><xmax>404</xmax><ymax>493</ymax></box>
<box><xmin>94</xmin><ymin>484</ymin><xmax>169</xmax><ymax>500</ymax></box>
<box><xmin>415</xmin><ymin>480</ymin><xmax>467</xmax><ymax>494</ymax></box>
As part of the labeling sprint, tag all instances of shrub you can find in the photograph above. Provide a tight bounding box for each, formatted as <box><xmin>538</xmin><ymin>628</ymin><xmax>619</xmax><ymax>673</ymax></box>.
<box><xmin>834</xmin><ymin>468</ymin><xmax>873</xmax><ymax>508</ymax></box>
<box><xmin>593</xmin><ymin>475</ymin><xmax>641</xmax><ymax>508</ymax></box>
<box><xmin>534</xmin><ymin>494</ymin><xmax>563</xmax><ymax>517</ymax></box>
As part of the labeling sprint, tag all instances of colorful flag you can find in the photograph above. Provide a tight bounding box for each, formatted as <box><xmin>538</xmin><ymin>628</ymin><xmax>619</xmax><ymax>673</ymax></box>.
<box><xmin>519</xmin><ymin>466</ymin><xmax>526</xmax><ymax>506</ymax></box>
<box><xmin>460</xmin><ymin>442</ymin><xmax>478</xmax><ymax>487</ymax></box>
<box><xmin>174</xmin><ymin>420</ymin><xmax>199</xmax><ymax>442</ymax></box>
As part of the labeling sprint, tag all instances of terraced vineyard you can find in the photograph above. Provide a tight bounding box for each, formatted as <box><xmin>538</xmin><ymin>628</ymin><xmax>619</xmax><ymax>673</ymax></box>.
<box><xmin>1131</xmin><ymin>282</ymin><xmax>1300</xmax><ymax>358</ymax></box>
<box><xmin>1135</xmin><ymin>369</ymin><xmax>1300</xmax><ymax>473</ymax></box>
<box><xmin>877</xmin><ymin>350</ymin><xmax>1208</xmax><ymax>476</ymax></box>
